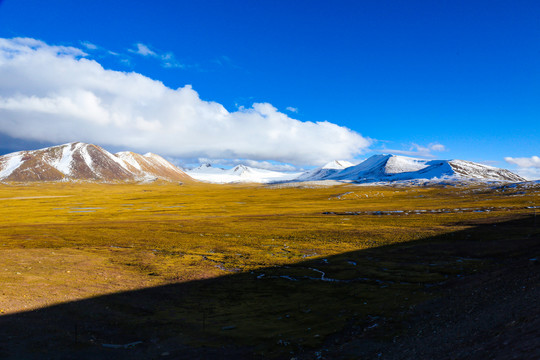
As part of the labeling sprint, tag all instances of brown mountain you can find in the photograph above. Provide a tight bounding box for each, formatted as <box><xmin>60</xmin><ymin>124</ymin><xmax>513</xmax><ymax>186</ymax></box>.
<box><xmin>0</xmin><ymin>142</ymin><xmax>194</xmax><ymax>183</ymax></box>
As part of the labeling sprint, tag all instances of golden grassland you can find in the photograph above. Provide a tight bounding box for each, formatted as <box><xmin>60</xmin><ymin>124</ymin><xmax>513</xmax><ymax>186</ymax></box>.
<box><xmin>0</xmin><ymin>181</ymin><xmax>539</xmax><ymax>356</ymax></box>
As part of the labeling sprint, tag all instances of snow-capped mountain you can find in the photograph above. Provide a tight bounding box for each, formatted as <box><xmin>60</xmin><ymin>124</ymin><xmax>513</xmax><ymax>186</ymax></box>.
<box><xmin>304</xmin><ymin>154</ymin><xmax>525</xmax><ymax>183</ymax></box>
<box><xmin>0</xmin><ymin>142</ymin><xmax>193</xmax><ymax>183</ymax></box>
<box><xmin>191</xmin><ymin>163</ymin><xmax>215</xmax><ymax>172</ymax></box>
<box><xmin>295</xmin><ymin>160</ymin><xmax>355</xmax><ymax>181</ymax></box>
<box><xmin>0</xmin><ymin>145</ymin><xmax>525</xmax><ymax>185</ymax></box>
<box><xmin>187</xmin><ymin>164</ymin><xmax>302</xmax><ymax>183</ymax></box>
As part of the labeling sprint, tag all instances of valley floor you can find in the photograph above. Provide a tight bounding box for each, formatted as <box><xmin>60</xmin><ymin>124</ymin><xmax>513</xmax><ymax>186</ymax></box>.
<box><xmin>0</xmin><ymin>182</ymin><xmax>538</xmax><ymax>359</ymax></box>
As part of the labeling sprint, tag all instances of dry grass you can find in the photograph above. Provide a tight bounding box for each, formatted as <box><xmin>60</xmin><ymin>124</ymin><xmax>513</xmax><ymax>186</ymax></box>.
<box><xmin>0</xmin><ymin>181</ymin><xmax>538</xmax><ymax>356</ymax></box>
<box><xmin>0</xmin><ymin>182</ymin><xmax>537</xmax><ymax>298</ymax></box>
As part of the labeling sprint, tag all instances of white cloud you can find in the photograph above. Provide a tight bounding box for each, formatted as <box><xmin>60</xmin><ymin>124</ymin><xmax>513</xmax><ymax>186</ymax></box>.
<box><xmin>128</xmin><ymin>42</ymin><xmax>182</xmax><ymax>68</ymax></box>
<box><xmin>242</xmin><ymin>160</ymin><xmax>299</xmax><ymax>172</ymax></box>
<box><xmin>429</xmin><ymin>143</ymin><xmax>445</xmax><ymax>152</ymax></box>
<box><xmin>80</xmin><ymin>41</ymin><xmax>98</xmax><ymax>50</ymax></box>
<box><xmin>78</xmin><ymin>41</ymin><xmax>133</xmax><ymax>67</ymax></box>
<box><xmin>0</xmin><ymin>37</ymin><xmax>370</xmax><ymax>166</ymax></box>
<box><xmin>378</xmin><ymin>142</ymin><xmax>446</xmax><ymax>158</ymax></box>
<box><xmin>130</xmin><ymin>43</ymin><xmax>156</xmax><ymax>57</ymax></box>
<box><xmin>504</xmin><ymin>156</ymin><xmax>540</xmax><ymax>180</ymax></box>
<box><xmin>505</xmin><ymin>156</ymin><xmax>540</xmax><ymax>169</ymax></box>
<box><xmin>0</xmin><ymin>37</ymin><xmax>86</xmax><ymax>58</ymax></box>
<box><xmin>286</xmin><ymin>106</ymin><xmax>298</xmax><ymax>113</ymax></box>
<box><xmin>513</xmin><ymin>168</ymin><xmax>540</xmax><ymax>181</ymax></box>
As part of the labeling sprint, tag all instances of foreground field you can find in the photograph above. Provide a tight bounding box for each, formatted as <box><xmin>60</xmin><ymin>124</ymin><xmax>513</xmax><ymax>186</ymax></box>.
<box><xmin>0</xmin><ymin>182</ymin><xmax>539</xmax><ymax>359</ymax></box>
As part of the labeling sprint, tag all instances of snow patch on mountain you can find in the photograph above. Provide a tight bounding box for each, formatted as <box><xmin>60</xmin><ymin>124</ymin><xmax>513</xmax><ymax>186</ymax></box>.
<box><xmin>323</xmin><ymin>160</ymin><xmax>355</xmax><ymax>169</ymax></box>
<box><xmin>80</xmin><ymin>143</ymin><xmax>95</xmax><ymax>172</ymax></box>
<box><xmin>52</xmin><ymin>143</ymin><xmax>77</xmax><ymax>176</ymax></box>
<box><xmin>0</xmin><ymin>153</ymin><xmax>23</xmax><ymax>178</ymax></box>
<box><xmin>116</xmin><ymin>151</ymin><xmax>142</xmax><ymax>171</ymax></box>
<box><xmin>384</xmin><ymin>155</ymin><xmax>431</xmax><ymax>174</ymax></box>
<box><xmin>296</xmin><ymin>160</ymin><xmax>354</xmax><ymax>181</ymax></box>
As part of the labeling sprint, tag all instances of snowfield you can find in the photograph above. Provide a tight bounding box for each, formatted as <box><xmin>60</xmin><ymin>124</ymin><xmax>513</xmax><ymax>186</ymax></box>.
<box><xmin>0</xmin><ymin>153</ymin><xmax>24</xmax><ymax>179</ymax></box>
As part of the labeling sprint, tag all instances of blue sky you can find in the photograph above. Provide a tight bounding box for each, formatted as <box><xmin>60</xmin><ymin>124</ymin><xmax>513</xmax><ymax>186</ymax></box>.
<box><xmin>0</xmin><ymin>0</ymin><xmax>538</xmax><ymax>177</ymax></box>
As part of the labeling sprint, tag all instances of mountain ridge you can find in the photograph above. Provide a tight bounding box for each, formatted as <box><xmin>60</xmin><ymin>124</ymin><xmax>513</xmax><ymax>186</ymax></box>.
<box><xmin>0</xmin><ymin>142</ymin><xmax>193</xmax><ymax>183</ymax></box>
<box><xmin>187</xmin><ymin>163</ymin><xmax>301</xmax><ymax>183</ymax></box>
<box><xmin>319</xmin><ymin>154</ymin><xmax>525</xmax><ymax>183</ymax></box>
<box><xmin>0</xmin><ymin>144</ymin><xmax>526</xmax><ymax>184</ymax></box>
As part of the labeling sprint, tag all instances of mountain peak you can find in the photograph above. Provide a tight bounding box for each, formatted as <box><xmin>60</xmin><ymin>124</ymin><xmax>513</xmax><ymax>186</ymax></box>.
<box><xmin>232</xmin><ymin>164</ymin><xmax>251</xmax><ymax>174</ymax></box>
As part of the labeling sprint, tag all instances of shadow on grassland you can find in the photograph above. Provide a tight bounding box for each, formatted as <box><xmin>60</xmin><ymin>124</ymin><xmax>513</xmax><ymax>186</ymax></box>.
<box><xmin>0</xmin><ymin>215</ymin><xmax>539</xmax><ymax>360</ymax></box>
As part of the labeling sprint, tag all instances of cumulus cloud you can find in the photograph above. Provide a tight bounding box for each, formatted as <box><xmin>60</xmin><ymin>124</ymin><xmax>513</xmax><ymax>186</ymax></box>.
<box><xmin>0</xmin><ymin>37</ymin><xmax>370</xmax><ymax>166</ymax></box>
<box><xmin>379</xmin><ymin>142</ymin><xmax>446</xmax><ymax>158</ymax></box>
<box><xmin>128</xmin><ymin>42</ymin><xmax>182</xmax><ymax>68</ymax></box>
<box><xmin>504</xmin><ymin>156</ymin><xmax>540</xmax><ymax>180</ymax></box>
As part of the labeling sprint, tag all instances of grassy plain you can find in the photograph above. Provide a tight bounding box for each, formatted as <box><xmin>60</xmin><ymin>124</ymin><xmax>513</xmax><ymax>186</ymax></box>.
<box><xmin>0</xmin><ymin>181</ymin><xmax>538</xmax><ymax>358</ymax></box>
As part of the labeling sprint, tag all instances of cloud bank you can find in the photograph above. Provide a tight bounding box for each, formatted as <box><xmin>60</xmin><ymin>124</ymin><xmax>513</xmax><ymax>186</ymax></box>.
<box><xmin>0</xmin><ymin>37</ymin><xmax>370</xmax><ymax>166</ymax></box>
<box><xmin>505</xmin><ymin>156</ymin><xmax>540</xmax><ymax>169</ymax></box>
<box><xmin>505</xmin><ymin>156</ymin><xmax>540</xmax><ymax>180</ymax></box>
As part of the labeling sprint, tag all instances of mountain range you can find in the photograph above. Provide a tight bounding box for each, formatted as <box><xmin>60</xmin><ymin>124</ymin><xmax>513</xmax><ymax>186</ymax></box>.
<box><xmin>187</xmin><ymin>164</ymin><xmax>302</xmax><ymax>183</ymax></box>
<box><xmin>0</xmin><ymin>142</ymin><xmax>526</xmax><ymax>184</ymax></box>
<box><xmin>311</xmin><ymin>154</ymin><xmax>525</xmax><ymax>183</ymax></box>
<box><xmin>0</xmin><ymin>142</ymin><xmax>192</xmax><ymax>183</ymax></box>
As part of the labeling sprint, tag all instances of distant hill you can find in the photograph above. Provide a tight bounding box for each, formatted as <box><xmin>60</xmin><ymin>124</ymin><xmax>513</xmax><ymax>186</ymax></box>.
<box><xmin>187</xmin><ymin>164</ymin><xmax>302</xmax><ymax>183</ymax></box>
<box><xmin>0</xmin><ymin>142</ymin><xmax>193</xmax><ymax>183</ymax></box>
<box><xmin>297</xmin><ymin>154</ymin><xmax>525</xmax><ymax>183</ymax></box>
